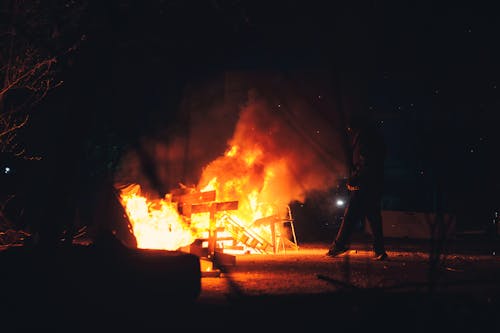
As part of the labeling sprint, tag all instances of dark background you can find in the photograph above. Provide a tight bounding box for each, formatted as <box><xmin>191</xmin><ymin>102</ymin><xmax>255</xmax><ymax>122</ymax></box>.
<box><xmin>6</xmin><ymin>0</ymin><xmax>500</xmax><ymax>235</ymax></box>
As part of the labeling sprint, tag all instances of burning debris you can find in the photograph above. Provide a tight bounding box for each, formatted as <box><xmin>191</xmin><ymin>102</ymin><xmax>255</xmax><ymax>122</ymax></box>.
<box><xmin>115</xmin><ymin>79</ymin><xmax>344</xmax><ymax>257</ymax></box>
<box><xmin>119</xmin><ymin>183</ymin><xmax>297</xmax><ymax>256</ymax></box>
<box><xmin>119</xmin><ymin>183</ymin><xmax>196</xmax><ymax>251</ymax></box>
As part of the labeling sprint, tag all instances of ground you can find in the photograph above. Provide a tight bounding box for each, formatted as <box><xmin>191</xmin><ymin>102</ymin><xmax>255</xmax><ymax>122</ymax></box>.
<box><xmin>1</xmin><ymin>237</ymin><xmax>499</xmax><ymax>331</ymax></box>
<box><xmin>202</xmin><ymin>245</ymin><xmax>500</xmax><ymax>299</ymax></box>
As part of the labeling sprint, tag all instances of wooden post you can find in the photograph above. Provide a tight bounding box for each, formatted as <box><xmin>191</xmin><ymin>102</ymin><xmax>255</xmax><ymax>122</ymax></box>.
<box><xmin>207</xmin><ymin>203</ymin><xmax>216</xmax><ymax>258</ymax></box>
<box><xmin>191</xmin><ymin>201</ymin><xmax>239</xmax><ymax>258</ymax></box>
<box><xmin>172</xmin><ymin>190</ymin><xmax>216</xmax><ymax>219</ymax></box>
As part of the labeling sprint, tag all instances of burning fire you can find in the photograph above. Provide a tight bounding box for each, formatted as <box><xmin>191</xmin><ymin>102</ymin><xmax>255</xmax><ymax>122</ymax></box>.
<box><xmin>118</xmin><ymin>95</ymin><xmax>339</xmax><ymax>252</ymax></box>
<box><xmin>118</xmin><ymin>142</ymin><xmax>287</xmax><ymax>252</ymax></box>
<box><xmin>119</xmin><ymin>184</ymin><xmax>199</xmax><ymax>250</ymax></box>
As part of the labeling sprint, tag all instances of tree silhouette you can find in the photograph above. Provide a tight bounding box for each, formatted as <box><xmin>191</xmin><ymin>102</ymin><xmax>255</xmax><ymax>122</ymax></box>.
<box><xmin>0</xmin><ymin>0</ymin><xmax>87</xmax><ymax>245</ymax></box>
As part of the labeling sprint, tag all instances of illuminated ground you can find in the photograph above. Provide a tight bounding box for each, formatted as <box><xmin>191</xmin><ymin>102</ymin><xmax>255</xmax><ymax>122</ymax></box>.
<box><xmin>200</xmin><ymin>240</ymin><xmax>500</xmax><ymax>300</ymax></box>
<box><xmin>193</xmin><ymin>239</ymin><xmax>500</xmax><ymax>331</ymax></box>
<box><xmin>1</xmin><ymin>238</ymin><xmax>499</xmax><ymax>331</ymax></box>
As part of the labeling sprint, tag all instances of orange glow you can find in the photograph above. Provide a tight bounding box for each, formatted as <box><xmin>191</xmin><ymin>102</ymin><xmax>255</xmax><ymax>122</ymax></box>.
<box><xmin>118</xmin><ymin>98</ymin><xmax>337</xmax><ymax>252</ymax></box>
<box><xmin>119</xmin><ymin>184</ymin><xmax>201</xmax><ymax>250</ymax></box>
<box><xmin>225</xmin><ymin>145</ymin><xmax>238</xmax><ymax>157</ymax></box>
<box><xmin>118</xmin><ymin>139</ymin><xmax>290</xmax><ymax>252</ymax></box>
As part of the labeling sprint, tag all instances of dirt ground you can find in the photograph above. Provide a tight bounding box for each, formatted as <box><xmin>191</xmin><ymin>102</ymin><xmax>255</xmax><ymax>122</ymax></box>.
<box><xmin>201</xmin><ymin>243</ymin><xmax>500</xmax><ymax>300</ymax></box>
<box><xmin>194</xmin><ymin>239</ymin><xmax>500</xmax><ymax>332</ymax></box>
<box><xmin>2</xmin><ymin>238</ymin><xmax>500</xmax><ymax>331</ymax></box>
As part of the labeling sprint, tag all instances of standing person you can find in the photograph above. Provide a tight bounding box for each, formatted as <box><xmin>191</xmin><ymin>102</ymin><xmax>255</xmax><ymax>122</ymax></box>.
<box><xmin>327</xmin><ymin>113</ymin><xmax>388</xmax><ymax>260</ymax></box>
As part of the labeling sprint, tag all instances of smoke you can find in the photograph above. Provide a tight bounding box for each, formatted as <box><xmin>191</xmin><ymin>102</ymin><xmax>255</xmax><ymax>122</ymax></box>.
<box><xmin>198</xmin><ymin>84</ymin><xmax>346</xmax><ymax>204</ymax></box>
<box><xmin>115</xmin><ymin>71</ymin><xmax>348</xmax><ymax>204</ymax></box>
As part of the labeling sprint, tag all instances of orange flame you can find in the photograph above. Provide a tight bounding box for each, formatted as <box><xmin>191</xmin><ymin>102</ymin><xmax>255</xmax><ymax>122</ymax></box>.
<box><xmin>118</xmin><ymin>97</ymin><xmax>339</xmax><ymax>252</ymax></box>
<box><xmin>118</xmin><ymin>138</ymin><xmax>287</xmax><ymax>252</ymax></box>
<box><xmin>119</xmin><ymin>184</ymin><xmax>200</xmax><ymax>250</ymax></box>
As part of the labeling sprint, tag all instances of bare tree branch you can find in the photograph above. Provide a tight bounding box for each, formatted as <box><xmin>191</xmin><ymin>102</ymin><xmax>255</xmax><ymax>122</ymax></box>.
<box><xmin>0</xmin><ymin>114</ymin><xmax>28</xmax><ymax>138</ymax></box>
<box><xmin>0</xmin><ymin>57</ymin><xmax>56</xmax><ymax>98</ymax></box>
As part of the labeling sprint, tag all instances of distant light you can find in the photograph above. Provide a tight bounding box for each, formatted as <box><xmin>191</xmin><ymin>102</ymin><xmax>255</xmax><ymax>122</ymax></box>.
<box><xmin>336</xmin><ymin>199</ymin><xmax>345</xmax><ymax>207</ymax></box>
<box><xmin>4</xmin><ymin>167</ymin><xmax>10</xmax><ymax>174</ymax></box>
<box><xmin>316</xmin><ymin>130</ymin><xmax>320</xmax><ymax>134</ymax></box>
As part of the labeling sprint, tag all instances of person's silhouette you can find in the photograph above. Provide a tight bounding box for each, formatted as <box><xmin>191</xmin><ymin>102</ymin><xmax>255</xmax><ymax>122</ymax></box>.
<box><xmin>327</xmin><ymin>113</ymin><xmax>388</xmax><ymax>260</ymax></box>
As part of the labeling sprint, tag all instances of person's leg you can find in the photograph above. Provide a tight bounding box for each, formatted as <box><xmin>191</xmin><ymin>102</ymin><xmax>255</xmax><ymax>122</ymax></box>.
<box><xmin>329</xmin><ymin>192</ymin><xmax>364</xmax><ymax>253</ymax></box>
<box><xmin>365</xmin><ymin>197</ymin><xmax>386</xmax><ymax>256</ymax></box>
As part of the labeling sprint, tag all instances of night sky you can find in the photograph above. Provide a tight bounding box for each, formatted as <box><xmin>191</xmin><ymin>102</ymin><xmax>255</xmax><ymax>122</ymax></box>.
<box><xmin>7</xmin><ymin>1</ymin><xmax>500</xmax><ymax>230</ymax></box>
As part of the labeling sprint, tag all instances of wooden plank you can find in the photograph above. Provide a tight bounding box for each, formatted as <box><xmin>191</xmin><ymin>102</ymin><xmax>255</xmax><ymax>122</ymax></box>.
<box><xmin>191</xmin><ymin>203</ymin><xmax>212</xmax><ymax>214</ymax></box>
<box><xmin>172</xmin><ymin>191</ymin><xmax>216</xmax><ymax>204</ymax></box>
<box><xmin>173</xmin><ymin>191</ymin><xmax>217</xmax><ymax>217</ymax></box>
<box><xmin>252</xmin><ymin>215</ymin><xmax>279</xmax><ymax>226</ymax></box>
<box><xmin>215</xmin><ymin>201</ymin><xmax>238</xmax><ymax>211</ymax></box>
<box><xmin>190</xmin><ymin>201</ymin><xmax>238</xmax><ymax>214</ymax></box>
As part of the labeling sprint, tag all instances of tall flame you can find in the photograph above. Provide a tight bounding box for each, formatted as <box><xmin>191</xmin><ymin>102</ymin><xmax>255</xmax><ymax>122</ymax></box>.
<box><xmin>117</xmin><ymin>91</ymin><xmax>341</xmax><ymax>251</ymax></box>
<box><xmin>119</xmin><ymin>184</ymin><xmax>199</xmax><ymax>250</ymax></box>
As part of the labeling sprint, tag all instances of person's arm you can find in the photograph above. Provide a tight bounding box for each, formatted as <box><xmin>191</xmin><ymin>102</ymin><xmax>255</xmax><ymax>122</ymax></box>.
<box><xmin>347</xmin><ymin>132</ymin><xmax>375</xmax><ymax>190</ymax></box>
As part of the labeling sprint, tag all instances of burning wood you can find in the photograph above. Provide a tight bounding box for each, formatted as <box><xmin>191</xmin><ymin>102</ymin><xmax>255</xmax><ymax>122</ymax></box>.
<box><xmin>118</xmin><ymin>184</ymin><xmax>298</xmax><ymax>256</ymax></box>
<box><xmin>113</xmin><ymin>90</ymin><xmax>347</xmax><ymax>259</ymax></box>
<box><xmin>118</xmin><ymin>184</ymin><xmax>197</xmax><ymax>251</ymax></box>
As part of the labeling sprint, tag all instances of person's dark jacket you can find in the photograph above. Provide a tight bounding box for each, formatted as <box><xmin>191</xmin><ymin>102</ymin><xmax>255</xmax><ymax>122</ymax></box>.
<box><xmin>347</xmin><ymin>123</ymin><xmax>386</xmax><ymax>194</ymax></box>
